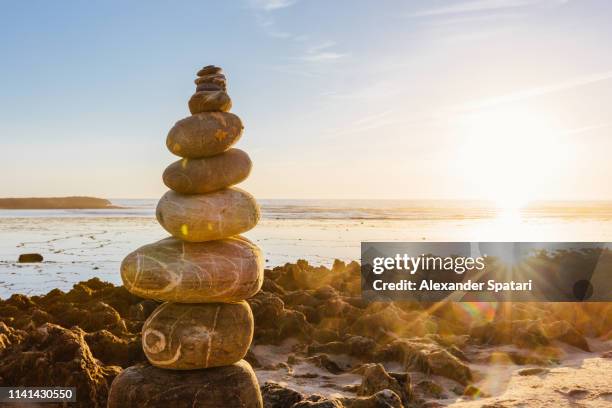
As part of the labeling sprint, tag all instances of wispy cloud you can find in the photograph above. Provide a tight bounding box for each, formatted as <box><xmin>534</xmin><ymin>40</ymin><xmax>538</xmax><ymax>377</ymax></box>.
<box><xmin>409</xmin><ymin>0</ymin><xmax>568</xmax><ymax>17</ymax></box>
<box><xmin>324</xmin><ymin>80</ymin><xmax>401</xmax><ymax>100</ymax></box>
<box><xmin>264</xmin><ymin>63</ymin><xmax>322</xmax><ymax>78</ymax></box>
<box><xmin>562</xmin><ymin>123</ymin><xmax>611</xmax><ymax>136</ymax></box>
<box><xmin>247</xmin><ymin>2</ymin><xmax>348</xmax><ymax>71</ymax></box>
<box><xmin>457</xmin><ymin>70</ymin><xmax>612</xmax><ymax>111</ymax></box>
<box><xmin>323</xmin><ymin>109</ymin><xmax>399</xmax><ymax>138</ymax></box>
<box><xmin>254</xmin><ymin>13</ymin><xmax>293</xmax><ymax>38</ymax></box>
<box><xmin>249</xmin><ymin>0</ymin><xmax>298</xmax><ymax>11</ymax></box>
<box><xmin>423</xmin><ymin>12</ymin><xmax>522</xmax><ymax>27</ymax></box>
<box><xmin>300</xmin><ymin>42</ymin><xmax>348</xmax><ymax>62</ymax></box>
<box><xmin>249</xmin><ymin>0</ymin><xmax>299</xmax><ymax>39</ymax></box>
<box><xmin>300</xmin><ymin>52</ymin><xmax>347</xmax><ymax>62</ymax></box>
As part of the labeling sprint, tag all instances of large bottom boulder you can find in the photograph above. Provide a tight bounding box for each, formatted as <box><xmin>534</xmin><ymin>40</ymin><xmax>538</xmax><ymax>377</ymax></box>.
<box><xmin>108</xmin><ymin>360</ymin><xmax>263</xmax><ymax>408</ymax></box>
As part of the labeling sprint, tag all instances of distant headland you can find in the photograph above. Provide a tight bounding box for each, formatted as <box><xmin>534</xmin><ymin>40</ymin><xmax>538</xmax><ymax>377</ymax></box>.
<box><xmin>0</xmin><ymin>197</ymin><xmax>120</xmax><ymax>209</ymax></box>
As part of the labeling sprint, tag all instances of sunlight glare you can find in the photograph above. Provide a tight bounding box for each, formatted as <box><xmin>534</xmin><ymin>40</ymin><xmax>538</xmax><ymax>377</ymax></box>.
<box><xmin>457</xmin><ymin>106</ymin><xmax>568</xmax><ymax>211</ymax></box>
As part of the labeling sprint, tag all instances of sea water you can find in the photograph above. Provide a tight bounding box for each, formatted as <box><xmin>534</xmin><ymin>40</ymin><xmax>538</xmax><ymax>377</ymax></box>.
<box><xmin>1</xmin><ymin>199</ymin><xmax>612</xmax><ymax>297</ymax></box>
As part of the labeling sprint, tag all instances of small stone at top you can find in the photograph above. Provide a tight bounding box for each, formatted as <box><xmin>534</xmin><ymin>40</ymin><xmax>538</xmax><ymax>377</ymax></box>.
<box><xmin>197</xmin><ymin>65</ymin><xmax>223</xmax><ymax>76</ymax></box>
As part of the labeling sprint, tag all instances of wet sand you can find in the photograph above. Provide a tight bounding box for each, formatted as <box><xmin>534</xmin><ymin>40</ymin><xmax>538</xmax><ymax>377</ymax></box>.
<box><xmin>3</xmin><ymin>212</ymin><xmax>612</xmax><ymax>297</ymax></box>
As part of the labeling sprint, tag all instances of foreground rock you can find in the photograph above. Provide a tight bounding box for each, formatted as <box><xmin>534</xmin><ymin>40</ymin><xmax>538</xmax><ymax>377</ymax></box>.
<box><xmin>261</xmin><ymin>382</ymin><xmax>305</xmax><ymax>407</ymax></box>
<box><xmin>166</xmin><ymin>112</ymin><xmax>243</xmax><ymax>158</ymax></box>
<box><xmin>358</xmin><ymin>364</ymin><xmax>412</xmax><ymax>404</ymax></box>
<box><xmin>142</xmin><ymin>301</ymin><xmax>254</xmax><ymax>369</ymax></box>
<box><xmin>156</xmin><ymin>188</ymin><xmax>260</xmax><ymax>242</ymax></box>
<box><xmin>163</xmin><ymin>148</ymin><xmax>252</xmax><ymax>194</ymax></box>
<box><xmin>108</xmin><ymin>360</ymin><xmax>262</xmax><ymax>408</ymax></box>
<box><xmin>343</xmin><ymin>390</ymin><xmax>404</xmax><ymax>408</ymax></box>
<box><xmin>121</xmin><ymin>236</ymin><xmax>263</xmax><ymax>303</ymax></box>
<box><xmin>1</xmin><ymin>261</ymin><xmax>610</xmax><ymax>407</ymax></box>
<box><xmin>0</xmin><ymin>323</ymin><xmax>120</xmax><ymax>408</ymax></box>
<box><xmin>18</xmin><ymin>253</ymin><xmax>43</xmax><ymax>263</ymax></box>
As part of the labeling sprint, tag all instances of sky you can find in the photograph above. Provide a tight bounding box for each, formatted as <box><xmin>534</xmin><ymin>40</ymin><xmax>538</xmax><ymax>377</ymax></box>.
<box><xmin>1</xmin><ymin>0</ymin><xmax>612</xmax><ymax>201</ymax></box>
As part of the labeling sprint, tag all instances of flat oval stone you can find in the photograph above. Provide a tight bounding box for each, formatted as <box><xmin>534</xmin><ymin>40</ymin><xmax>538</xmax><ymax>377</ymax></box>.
<box><xmin>166</xmin><ymin>112</ymin><xmax>243</xmax><ymax>158</ymax></box>
<box><xmin>194</xmin><ymin>73</ymin><xmax>226</xmax><ymax>85</ymax></box>
<box><xmin>188</xmin><ymin>90</ymin><xmax>232</xmax><ymax>114</ymax></box>
<box><xmin>156</xmin><ymin>188</ymin><xmax>259</xmax><ymax>242</ymax></box>
<box><xmin>108</xmin><ymin>360</ymin><xmax>263</xmax><ymax>408</ymax></box>
<box><xmin>197</xmin><ymin>65</ymin><xmax>223</xmax><ymax>76</ymax></box>
<box><xmin>142</xmin><ymin>301</ymin><xmax>253</xmax><ymax>369</ymax></box>
<box><xmin>163</xmin><ymin>149</ymin><xmax>252</xmax><ymax>194</ymax></box>
<box><xmin>196</xmin><ymin>82</ymin><xmax>224</xmax><ymax>92</ymax></box>
<box><xmin>121</xmin><ymin>236</ymin><xmax>263</xmax><ymax>303</ymax></box>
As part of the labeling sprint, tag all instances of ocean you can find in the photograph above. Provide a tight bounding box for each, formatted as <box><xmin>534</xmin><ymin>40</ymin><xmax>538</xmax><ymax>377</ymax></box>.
<box><xmin>1</xmin><ymin>199</ymin><xmax>612</xmax><ymax>297</ymax></box>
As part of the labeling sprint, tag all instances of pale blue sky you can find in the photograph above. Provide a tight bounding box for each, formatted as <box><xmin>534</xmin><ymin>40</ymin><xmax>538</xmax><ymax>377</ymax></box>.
<box><xmin>1</xmin><ymin>0</ymin><xmax>612</xmax><ymax>200</ymax></box>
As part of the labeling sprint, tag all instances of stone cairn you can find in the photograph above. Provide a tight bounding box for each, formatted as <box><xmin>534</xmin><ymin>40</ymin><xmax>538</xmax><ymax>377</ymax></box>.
<box><xmin>108</xmin><ymin>66</ymin><xmax>264</xmax><ymax>407</ymax></box>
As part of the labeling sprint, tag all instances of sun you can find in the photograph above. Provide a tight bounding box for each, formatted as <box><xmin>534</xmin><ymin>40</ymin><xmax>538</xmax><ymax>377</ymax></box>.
<box><xmin>456</xmin><ymin>105</ymin><xmax>568</xmax><ymax>212</ymax></box>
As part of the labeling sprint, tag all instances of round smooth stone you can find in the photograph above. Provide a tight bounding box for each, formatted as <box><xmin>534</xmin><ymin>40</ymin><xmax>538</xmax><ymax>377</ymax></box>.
<box><xmin>108</xmin><ymin>360</ymin><xmax>263</xmax><ymax>408</ymax></box>
<box><xmin>121</xmin><ymin>235</ymin><xmax>263</xmax><ymax>303</ymax></box>
<box><xmin>188</xmin><ymin>90</ymin><xmax>232</xmax><ymax>114</ymax></box>
<box><xmin>197</xmin><ymin>65</ymin><xmax>223</xmax><ymax>76</ymax></box>
<box><xmin>156</xmin><ymin>188</ymin><xmax>259</xmax><ymax>242</ymax></box>
<box><xmin>142</xmin><ymin>301</ymin><xmax>254</xmax><ymax>369</ymax></box>
<box><xmin>163</xmin><ymin>149</ymin><xmax>252</xmax><ymax>194</ymax></box>
<box><xmin>166</xmin><ymin>112</ymin><xmax>243</xmax><ymax>158</ymax></box>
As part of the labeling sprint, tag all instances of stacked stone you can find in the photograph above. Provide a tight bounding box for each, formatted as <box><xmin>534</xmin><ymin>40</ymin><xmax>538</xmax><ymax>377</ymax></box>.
<box><xmin>108</xmin><ymin>66</ymin><xmax>263</xmax><ymax>408</ymax></box>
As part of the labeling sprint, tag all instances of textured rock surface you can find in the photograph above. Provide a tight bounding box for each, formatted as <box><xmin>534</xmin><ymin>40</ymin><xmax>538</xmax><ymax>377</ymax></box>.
<box><xmin>121</xmin><ymin>236</ymin><xmax>263</xmax><ymax>303</ymax></box>
<box><xmin>108</xmin><ymin>360</ymin><xmax>262</xmax><ymax>408</ymax></box>
<box><xmin>261</xmin><ymin>381</ymin><xmax>305</xmax><ymax>407</ymax></box>
<box><xmin>358</xmin><ymin>364</ymin><xmax>412</xmax><ymax>404</ymax></box>
<box><xmin>142</xmin><ymin>301</ymin><xmax>254</xmax><ymax>369</ymax></box>
<box><xmin>166</xmin><ymin>112</ymin><xmax>243</xmax><ymax>158</ymax></box>
<box><xmin>188</xmin><ymin>90</ymin><xmax>232</xmax><ymax>114</ymax></box>
<box><xmin>163</xmin><ymin>148</ymin><xmax>252</xmax><ymax>194</ymax></box>
<box><xmin>0</xmin><ymin>323</ymin><xmax>120</xmax><ymax>408</ymax></box>
<box><xmin>156</xmin><ymin>188</ymin><xmax>260</xmax><ymax>242</ymax></box>
<box><xmin>343</xmin><ymin>390</ymin><xmax>404</xmax><ymax>408</ymax></box>
<box><xmin>1</xmin><ymin>263</ymin><xmax>611</xmax><ymax>407</ymax></box>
